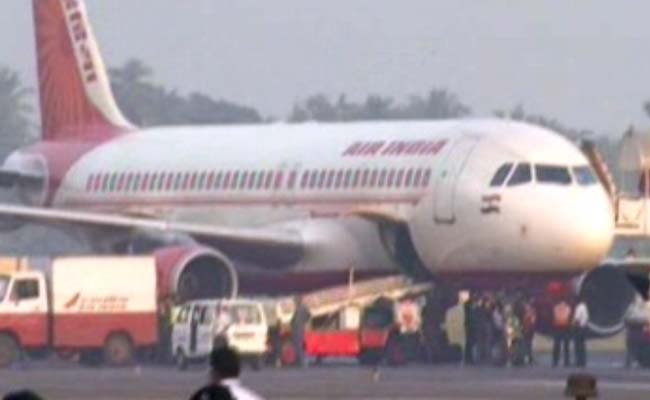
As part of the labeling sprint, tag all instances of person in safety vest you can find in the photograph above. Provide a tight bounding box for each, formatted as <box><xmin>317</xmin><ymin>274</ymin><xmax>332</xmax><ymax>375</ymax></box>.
<box><xmin>551</xmin><ymin>297</ymin><xmax>572</xmax><ymax>367</ymax></box>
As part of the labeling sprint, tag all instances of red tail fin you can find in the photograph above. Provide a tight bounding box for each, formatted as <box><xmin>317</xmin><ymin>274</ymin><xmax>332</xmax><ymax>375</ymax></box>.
<box><xmin>33</xmin><ymin>0</ymin><xmax>132</xmax><ymax>141</ymax></box>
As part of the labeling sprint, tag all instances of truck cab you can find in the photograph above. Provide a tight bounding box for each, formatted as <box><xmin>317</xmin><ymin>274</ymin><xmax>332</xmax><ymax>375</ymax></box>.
<box><xmin>0</xmin><ymin>270</ymin><xmax>49</xmax><ymax>367</ymax></box>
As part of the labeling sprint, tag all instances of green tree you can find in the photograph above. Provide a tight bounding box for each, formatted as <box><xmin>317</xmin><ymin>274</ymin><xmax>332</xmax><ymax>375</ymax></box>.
<box><xmin>494</xmin><ymin>104</ymin><xmax>592</xmax><ymax>139</ymax></box>
<box><xmin>110</xmin><ymin>59</ymin><xmax>262</xmax><ymax>126</ymax></box>
<box><xmin>0</xmin><ymin>67</ymin><xmax>34</xmax><ymax>155</ymax></box>
<box><xmin>289</xmin><ymin>88</ymin><xmax>471</xmax><ymax>122</ymax></box>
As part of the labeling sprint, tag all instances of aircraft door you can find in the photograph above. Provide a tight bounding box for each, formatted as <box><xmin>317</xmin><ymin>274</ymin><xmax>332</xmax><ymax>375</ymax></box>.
<box><xmin>434</xmin><ymin>135</ymin><xmax>480</xmax><ymax>223</ymax></box>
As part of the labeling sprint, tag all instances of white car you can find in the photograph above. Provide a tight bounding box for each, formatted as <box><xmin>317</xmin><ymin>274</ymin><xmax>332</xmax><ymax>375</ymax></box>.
<box><xmin>171</xmin><ymin>299</ymin><xmax>268</xmax><ymax>370</ymax></box>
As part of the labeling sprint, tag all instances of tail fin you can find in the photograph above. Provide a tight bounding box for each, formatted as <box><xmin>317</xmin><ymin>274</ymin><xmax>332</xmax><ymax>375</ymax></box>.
<box><xmin>33</xmin><ymin>0</ymin><xmax>132</xmax><ymax>141</ymax></box>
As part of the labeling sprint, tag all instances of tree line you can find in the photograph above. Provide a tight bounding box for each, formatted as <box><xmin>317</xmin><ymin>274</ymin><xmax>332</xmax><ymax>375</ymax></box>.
<box><xmin>0</xmin><ymin>58</ymin><xmax>620</xmax><ymax>158</ymax></box>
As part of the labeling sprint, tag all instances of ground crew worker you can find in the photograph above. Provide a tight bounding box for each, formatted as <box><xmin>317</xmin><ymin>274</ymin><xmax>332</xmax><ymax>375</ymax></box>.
<box><xmin>463</xmin><ymin>291</ymin><xmax>477</xmax><ymax>364</ymax></box>
<box><xmin>291</xmin><ymin>295</ymin><xmax>310</xmax><ymax>367</ymax></box>
<box><xmin>552</xmin><ymin>297</ymin><xmax>572</xmax><ymax>367</ymax></box>
<box><xmin>573</xmin><ymin>297</ymin><xmax>589</xmax><ymax>367</ymax></box>
<box><xmin>519</xmin><ymin>299</ymin><xmax>537</xmax><ymax>365</ymax></box>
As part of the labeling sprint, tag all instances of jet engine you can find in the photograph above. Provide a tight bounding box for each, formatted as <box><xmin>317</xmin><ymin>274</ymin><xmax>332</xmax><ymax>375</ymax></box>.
<box><xmin>575</xmin><ymin>264</ymin><xmax>637</xmax><ymax>336</ymax></box>
<box><xmin>154</xmin><ymin>245</ymin><xmax>238</xmax><ymax>301</ymax></box>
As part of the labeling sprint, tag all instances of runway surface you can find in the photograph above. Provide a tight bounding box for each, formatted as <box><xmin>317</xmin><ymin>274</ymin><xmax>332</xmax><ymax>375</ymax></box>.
<box><xmin>3</xmin><ymin>361</ymin><xmax>650</xmax><ymax>400</ymax></box>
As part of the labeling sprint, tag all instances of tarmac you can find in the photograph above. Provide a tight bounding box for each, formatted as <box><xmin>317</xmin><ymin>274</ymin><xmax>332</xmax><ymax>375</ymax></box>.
<box><xmin>3</xmin><ymin>358</ymin><xmax>650</xmax><ymax>400</ymax></box>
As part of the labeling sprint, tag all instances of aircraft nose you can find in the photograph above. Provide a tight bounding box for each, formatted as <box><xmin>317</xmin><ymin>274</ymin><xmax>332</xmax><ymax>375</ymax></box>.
<box><xmin>551</xmin><ymin>188</ymin><xmax>615</xmax><ymax>269</ymax></box>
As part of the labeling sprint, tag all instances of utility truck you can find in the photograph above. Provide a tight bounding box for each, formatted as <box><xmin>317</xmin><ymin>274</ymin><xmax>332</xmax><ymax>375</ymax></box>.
<box><xmin>0</xmin><ymin>257</ymin><xmax>158</xmax><ymax>367</ymax></box>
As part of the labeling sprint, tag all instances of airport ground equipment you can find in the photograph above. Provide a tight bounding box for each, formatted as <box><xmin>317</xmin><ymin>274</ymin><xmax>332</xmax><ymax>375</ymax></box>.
<box><xmin>262</xmin><ymin>276</ymin><xmax>456</xmax><ymax>366</ymax></box>
<box><xmin>171</xmin><ymin>298</ymin><xmax>268</xmax><ymax>370</ymax></box>
<box><xmin>0</xmin><ymin>257</ymin><xmax>158</xmax><ymax>367</ymax></box>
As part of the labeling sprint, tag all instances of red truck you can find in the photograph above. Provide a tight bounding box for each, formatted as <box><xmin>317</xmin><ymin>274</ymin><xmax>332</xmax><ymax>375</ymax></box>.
<box><xmin>0</xmin><ymin>256</ymin><xmax>159</xmax><ymax>367</ymax></box>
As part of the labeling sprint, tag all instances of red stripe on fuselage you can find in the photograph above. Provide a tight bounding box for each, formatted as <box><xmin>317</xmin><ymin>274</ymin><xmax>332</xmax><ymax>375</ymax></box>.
<box><xmin>23</xmin><ymin>136</ymin><xmax>114</xmax><ymax>205</ymax></box>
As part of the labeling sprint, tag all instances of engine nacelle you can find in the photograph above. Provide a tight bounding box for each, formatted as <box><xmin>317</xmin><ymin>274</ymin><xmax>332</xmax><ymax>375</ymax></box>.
<box><xmin>154</xmin><ymin>245</ymin><xmax>238</xmax><ymax>301</ymax></box>
<box><xmin>575</xmin><ymin>264</ymin><xmax>637</xmax><ymax>336</ymax></box>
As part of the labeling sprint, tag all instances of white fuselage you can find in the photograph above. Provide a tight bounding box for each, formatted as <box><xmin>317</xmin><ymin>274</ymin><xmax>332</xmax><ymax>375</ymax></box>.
<box><xmin>6</xmin><ymin>119</ymin><xmax>615</xmax><ymax>275</ymax></box>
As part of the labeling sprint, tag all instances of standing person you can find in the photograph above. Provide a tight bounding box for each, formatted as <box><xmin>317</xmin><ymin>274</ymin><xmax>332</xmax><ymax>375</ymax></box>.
<box><xmin>474</xmin><ymin>295</ymin><xmax>490</xmax><ymax>363</ymax></box>
<box><xmin>519</xmin><ymin>298</ymin><xmax>537</xmax><ymax>365</ymax></box>
<box><xmin>291</xmin><ymin>295</ymin><xmax>311</xmax><ymax>367</ymax></box>
<box><xmin>551</xmin><ymin>297</ymin><xmax>572</xmax><ymax>367</ymax></box>
<box><xmin>202</xmin><ymin>347</ymin><xmax>265</xmax><ymax>400</ymax></box>
<box><xmin>463</xmin><ymin>291</ymin><xmax>476</xmax><ymax>364</ymax></box>
<box><xmin>491</xmin><ymin>299</ymin><xmax>506</xmax><ymax>364</ymax></box>
<box><xmin>573</xmin><ymin>298</ymin><xmax>589</xmax><ymax>367</ymax></box>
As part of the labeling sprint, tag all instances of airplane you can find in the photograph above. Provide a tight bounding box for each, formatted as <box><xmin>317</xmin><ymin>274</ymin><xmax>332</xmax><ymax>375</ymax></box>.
<box><xmin>0</xmin><ymin>0</ymin><xmax>628</xmax><ymax>334</ymax></box>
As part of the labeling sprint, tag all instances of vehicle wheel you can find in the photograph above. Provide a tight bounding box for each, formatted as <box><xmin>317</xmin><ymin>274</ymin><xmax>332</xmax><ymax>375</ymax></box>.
<box><xmin>175</xmin><ymin>349</ymin><xmax>188</xmax><ymax>371</ymax></box>
<box><xmin>0</xmin><ymin>334</ymin><xmax>20</xmax><ymax>368</ymax></box>
<box><xmin>385</xmin><ymin>336</ymin><xmax>406</xmax><ymax>366</ymax></box>
<box><xmin>104</xmin><ymin>334</ymin><xmax>134</xmax><ymax>366</ymax></box>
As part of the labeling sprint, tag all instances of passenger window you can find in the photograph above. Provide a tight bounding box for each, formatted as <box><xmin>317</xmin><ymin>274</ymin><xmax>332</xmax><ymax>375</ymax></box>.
<box><xmin>191</xmin><ymin>306</ymin><xmax>202</xmax><ymax>323</ymax></box>
<box><xmin>422</xmin><ymin>169</ymin><xmax>432</xmax><ymax>186</ymax></box>
<box><xmin>231</xmin><ymin>171</ymin><xmax>240</xmax><ymax>190</ymax></box>
<box><xmin>13</xmin><ymin>279</ymin><xmax>39</xmax><ymax>300</ymax></box>
<box><xmin>318</xmin><ymin>170</ymin><xmax>327</xmax><ymax>188</ymax></box>
<box><xmin>258</xmin><ymin>171</ymin><xmax>267</xmax><ymax>189</ymax></box>
<box><xmin>200</xmin><ymin>306</ymin><xmax>213</xmax><ymax>325</ymax></box>
<box><xmin>536</xmin><ymin>165</ymin><xmax>571</xmax><ymax>185</ymax></box>
<box><xmin>310</xmin><ymin>170</ymin><xmax>318</xmax><ymax>189</ymax></box>
<box><xmin>248</xmin><ymin>172</ymin><xmax>257</xmax><ymax>190</ymax></box>
<box><xmin>490</xmin><ymin>163</ymin><xmax>513</xmax><ymax>187</ymax></box>
<box><xmin>507</xmin><ymin>163</ymin><xmax>532</xmax><ymax>186</ymax></box>
<box><xmin>287</xmin><ymin>171</ymin><xmax>297</xmax><ymax>189</ymax></box>
<box><xmin>177</xmin><ymin>306</ymin><xmax>190</xmax><ymax>324</ymax></box>
<box><xmin>327</xmin><ymin>170</ymin><xmax>335</xmax><ymax>188</ymax></box>
<box><xmin>572</xmin><ymin>166</ymin><xmax>597</xmax><ymax>186</ymax></box>
<box><xmin>362</xmin><ymin>169</ymin><xmax>370</xmax><ymax>187</ymax></box>
<box><xmin>395</xmin><ymin>170</ymin><xmax>404</xmax><ymax>188</ymax></box>
<box><xmin>335</xmin><ymin>170</ymin><xmax>343</xmax><ymax>188</ymax></box>
<box><xmin>265</xmin><ymin>171</ymin><xmax>274</xmax><ymax>189</ymax></box>
<box><xmin>240</xmin><ymin>171</ymin><xmax>248</xmax><ymax>190</ymax></box>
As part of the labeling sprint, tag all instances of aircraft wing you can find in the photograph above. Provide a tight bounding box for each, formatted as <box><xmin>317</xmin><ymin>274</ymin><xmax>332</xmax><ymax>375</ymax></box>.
<box><xmin>0</xmin><ymin>203</ymin><xmax>304</xmax><ymax>266</ymax></box>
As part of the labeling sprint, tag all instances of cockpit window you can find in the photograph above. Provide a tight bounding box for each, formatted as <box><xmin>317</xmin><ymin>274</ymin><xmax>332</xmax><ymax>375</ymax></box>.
<box><xmin>572</xmin><ymin>166</ymin><xmax>598</xmax><ymax>186</ymax></box>
<box><xmin>536</xmin><ymin>165</ymin><xmax>572</xmax><ymax>185</ymax></box>
<box><xmin>489</xmin><ymin>163</ymin><xmax>513</xmax><ymax>187</ymax></box>
<box><xmin>507</xmin><ymin>163</ymin><xmax>532</xmax><ymax>186</ymax></box>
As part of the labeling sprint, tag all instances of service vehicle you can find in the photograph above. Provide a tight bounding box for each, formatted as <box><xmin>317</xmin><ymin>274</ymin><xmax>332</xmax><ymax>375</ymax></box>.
<box><xmin>266</xmin><ymin>276</ymin><xmax>452</xmax><ymax>366</ymax></box>
<box><xmin>171</xmin><ymin>299</ymin><xmax>268</xmax><ymax>370</ymax></box>
<box><xmin>0</xmin><ymin>257</ymin><xmax>158</xmax><ymax>367</ymax></box>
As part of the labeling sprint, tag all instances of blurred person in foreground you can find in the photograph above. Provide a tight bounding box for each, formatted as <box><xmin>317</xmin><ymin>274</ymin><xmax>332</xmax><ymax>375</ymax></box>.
<box><xmin>205</xmin><ymin>346</ymin><xmax>265</xmax><ymax>400</ymax></box>
<box><xmin>3</xmin><ymin>391</ymin><xmax>44</xmax><ymax>400</ymax></box>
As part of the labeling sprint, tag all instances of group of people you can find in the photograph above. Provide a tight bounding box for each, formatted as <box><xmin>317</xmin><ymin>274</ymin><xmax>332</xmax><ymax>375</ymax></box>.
<box><xmin>3</xmin><ymin>347</ymin><xmax>265</xmax><ymax>400</ymax></box>
<box><xmin>550</xmin><ymin>295</ymin><xmax>589</xmax><ymax>368</ymax></box>
<box><xmin>463</xmin><ymin>291</ymin><xmax>537</xmax><ymax>366</ymax></box>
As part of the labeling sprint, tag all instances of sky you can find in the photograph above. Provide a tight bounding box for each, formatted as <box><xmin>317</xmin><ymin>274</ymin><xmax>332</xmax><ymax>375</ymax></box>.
<box><xmin>2</xmin><ymin>0</ymin><xmax>650</xmax><ymax>135</ymax></box>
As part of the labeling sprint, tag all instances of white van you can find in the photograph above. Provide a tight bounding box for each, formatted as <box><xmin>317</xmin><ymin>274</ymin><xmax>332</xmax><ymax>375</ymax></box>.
<box><xmin>171</xmin><ymin>299</ymin><xmax>268</xmax><ymax>370</ymax></box>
